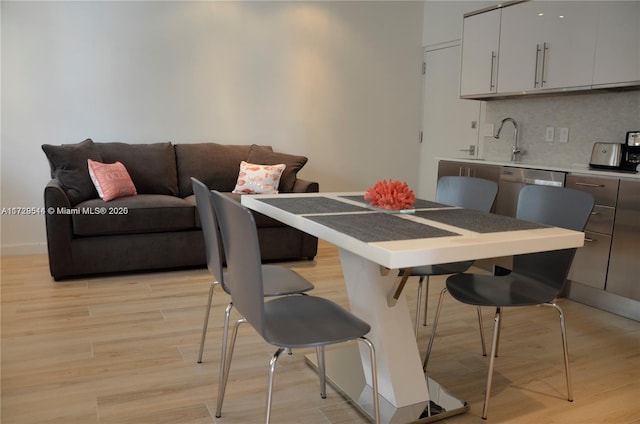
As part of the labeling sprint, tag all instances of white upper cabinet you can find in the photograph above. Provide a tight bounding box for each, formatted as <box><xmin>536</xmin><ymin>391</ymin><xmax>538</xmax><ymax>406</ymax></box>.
<box><xmin>592</xmin><ymin>1</ymin><xmax>640</xmax><ymax>87</ymax></box>
<box><xmin>459</xmin><ymin>1</ymin><xmax>640</xmax><ymax>99</ymax></box>
<box><xmin>460</xmin><ymin>8</ymin><xmax>501</xmax><ymax>97</ymax></box>
<box><xmin>497</xmin><ymin>1</ymin><xmax>598</xmax><ymax>94</ymax></box>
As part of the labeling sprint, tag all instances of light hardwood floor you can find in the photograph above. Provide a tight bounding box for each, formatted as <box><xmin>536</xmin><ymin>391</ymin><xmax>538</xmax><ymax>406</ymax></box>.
<box><xmin>2</xmin><ymin>240</ymin><xmax>639</xmax><ymax>424</ymax></box>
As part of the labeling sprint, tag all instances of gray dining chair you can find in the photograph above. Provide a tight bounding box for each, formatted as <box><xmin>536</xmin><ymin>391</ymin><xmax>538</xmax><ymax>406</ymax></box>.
<box><xmin>210</xmin><ymin>190</ymin><xmax>380</xmax><ymax>424</ymax></box>
<box><xmin>423</xmin><ymin>184</ymin><xmax>594</xmax><ymax>420</ymax></box>
<box><xmin>191</xmin><ymin>178</ymin><xmax>313</xmax><ymax>367</ymax></box>
<box><xmin>408</xmin><ymin>176</ymin><xmax>498</xmax><ymax>338</ymax></box>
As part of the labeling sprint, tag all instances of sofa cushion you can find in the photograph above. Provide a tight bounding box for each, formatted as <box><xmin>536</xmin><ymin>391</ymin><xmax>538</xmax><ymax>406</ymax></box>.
<box><xmin>246</xmin><ymin>144</ymin><xmax>308</xmax><ymax>192</ymax></box>
<box><xmin>95</xmin><ymin>142</ymin><xmax>178</xmax><ymax>196</ymax></box>
<box><xmin>175</xmin><ymin>143</ymin><xmax>272</xmax><ymax>197</ymax></box>
<box><xmin>42</xmin><ymin>138</ymin><xmax>102</xmax><ymax>205</ymax></box>
<box><xmin>72</xmin><ymin>194</ymin><xmax>194</xmax><ymax>236</ymax></box>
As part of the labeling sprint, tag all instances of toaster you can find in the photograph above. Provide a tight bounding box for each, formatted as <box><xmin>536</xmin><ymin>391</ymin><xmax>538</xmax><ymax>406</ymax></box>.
<box><xmin>589</xmin><ymin>142</ymin><xmax>623</xmax><ymax>169</ymax></box>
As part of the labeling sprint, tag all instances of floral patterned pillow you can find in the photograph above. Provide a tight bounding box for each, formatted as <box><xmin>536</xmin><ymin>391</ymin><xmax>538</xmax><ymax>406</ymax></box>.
<box><xmin>232</xmin><ymin>161</ymin><xmax>286</xmax><ymax>194</ymax></box>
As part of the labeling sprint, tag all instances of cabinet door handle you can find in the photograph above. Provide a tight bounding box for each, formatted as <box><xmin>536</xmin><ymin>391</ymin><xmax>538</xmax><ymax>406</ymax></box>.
<box><xmin>591</xmin><ymin>211</ymin><xmax>600</xmax><ymax>216</ymax></box>
<box><xmin>489</xmin><ymin>51</ymin><xmax>496</xmax><ymax>91</ymax></box>
<box><xmin>584</xmin><ymin>237</ymin><xmax>595</xmax><ymax>243</ymax></box>
<box><xmin>534</xmin><ymin>44</ymin><xmax>541</xmax><ymax>87</ymax></box>
<box><xmin>541</xmin><ymin>42</ymin><xmax>549</xmax><ymax>87</ymax></box>
<box><xmin>575</xmin><ymin>182</ymin><xmax>605</xmax><ymax>188</ymax></box>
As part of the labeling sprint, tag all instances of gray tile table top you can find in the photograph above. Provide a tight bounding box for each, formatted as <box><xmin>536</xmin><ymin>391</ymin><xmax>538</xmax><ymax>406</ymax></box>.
<box><xmin>258</xmin><ymin>196</ymin><xmax>368</xmax><ymax>215</ymax></box>
<box><xmin>414</xmin><ymin>209</ymin><xmax>547</xmax><ymax>233</ymax></box>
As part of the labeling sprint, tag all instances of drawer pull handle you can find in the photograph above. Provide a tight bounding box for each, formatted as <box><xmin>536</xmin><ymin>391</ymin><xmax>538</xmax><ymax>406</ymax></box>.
<box><xmin>575</xmin><ymin>182</ymin><xmax>605</xmax><ymax>188</ymax></box>
<box><xmin>584</xmin><ymin>237</ymin><xmax>595</xmax><ymax>243</ymax></box>
<box><xmin>591</xmin><ymin>212</ymin><xmax>600</xmax><ymax>216</ymax></box>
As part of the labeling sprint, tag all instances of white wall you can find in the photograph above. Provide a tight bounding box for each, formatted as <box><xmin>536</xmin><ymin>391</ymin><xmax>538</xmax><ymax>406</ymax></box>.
<box><xmin>1</xmin><ymin>1</ymin><xmax>424</xmax><ymax>255</ymax></box>
<box><xmin>422</xmin><ymin>1</ymin><xmax>493</xmax><ymax>46</ymax></box>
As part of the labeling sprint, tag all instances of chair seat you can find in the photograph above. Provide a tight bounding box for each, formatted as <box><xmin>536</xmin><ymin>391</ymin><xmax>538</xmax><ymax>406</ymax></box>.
<box><xmin>410</xmin><ymin>260</ymin><xmax>473</xmax><ymax>276</ymax></box>
<box><xmin>263</xmin><ymin>295</ymin><xmax>371</xmax><ymax>348</ymax></box>
<box><xmin>220</xmin><ymin>265</ymin><xmax>314</xmax><ymax>296</ymax></box>
<box><xmin>446</xmin><ymin>272</ymin><xmax>560</xmax><ymax>307</ymax></box>
<box><xmin>262</xmin><ymin>265</ymin><xmax>315</xmax><ymax>296</ymax></box>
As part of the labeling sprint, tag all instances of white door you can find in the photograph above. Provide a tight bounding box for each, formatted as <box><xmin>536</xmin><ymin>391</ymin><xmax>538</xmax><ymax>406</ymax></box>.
<box><xmin>417</xmin><ymin>44</ymin><xmax>483</xmax><ymax>200</ymax></box>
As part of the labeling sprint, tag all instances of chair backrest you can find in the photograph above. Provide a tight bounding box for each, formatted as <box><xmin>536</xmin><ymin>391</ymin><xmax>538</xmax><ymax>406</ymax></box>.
<box><xmin>436</xmin><ymin>176</ymin><xmax>498</xmax><ymax>212</ymax></box>
<box><xmin>514</xmin><ymin>185</ymin><xmax>594</xmax><ymax>289</ymax></box>
<box><xmin>191</xmin><ymin>178</ymin><xmax>227</xmax><ymax>291</ymax></box>
<box><xmin>210</xmin><ymin>190</ymin><xmax>266</xmax><ymax>336</ymax></box>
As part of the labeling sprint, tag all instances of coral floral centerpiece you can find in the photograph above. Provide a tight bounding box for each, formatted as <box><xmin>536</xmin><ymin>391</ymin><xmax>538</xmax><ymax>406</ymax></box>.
<box><xmin>364</xmin><ymin>179</ymin><xmax>416</xmax><ymax>211</ymax></box>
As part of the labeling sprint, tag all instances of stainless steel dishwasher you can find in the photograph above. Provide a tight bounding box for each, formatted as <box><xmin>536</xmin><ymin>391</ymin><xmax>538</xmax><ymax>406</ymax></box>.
<box><xmin>495</xmin><ymin>167</ymin><xmax>567</xmax><ymax>217</ymax></box>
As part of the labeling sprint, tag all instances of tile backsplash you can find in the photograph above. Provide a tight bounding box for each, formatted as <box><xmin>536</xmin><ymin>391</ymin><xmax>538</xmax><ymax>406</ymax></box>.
<box><xmin>482</xmin><ymin>90</ymin><xmax>640</xmax><ymax>167</ymax></box>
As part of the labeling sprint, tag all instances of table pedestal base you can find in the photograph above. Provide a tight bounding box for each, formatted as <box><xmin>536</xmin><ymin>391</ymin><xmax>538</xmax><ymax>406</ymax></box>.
<box><xmin>305</xmin><ymin>344</ymin><xmax>468</xmax><ymax>424</ymax></box>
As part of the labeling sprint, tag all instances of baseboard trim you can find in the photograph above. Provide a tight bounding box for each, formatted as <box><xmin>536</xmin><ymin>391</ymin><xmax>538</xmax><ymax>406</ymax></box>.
<box><xmin>1</xmin><ymin>242</ymin><xmax>48</xmax><ymax>256</ymax></box>
<box><xmin>565</xmin><ymin>280</ymin><xmax>640</xmax><ymax>322</ymax></box>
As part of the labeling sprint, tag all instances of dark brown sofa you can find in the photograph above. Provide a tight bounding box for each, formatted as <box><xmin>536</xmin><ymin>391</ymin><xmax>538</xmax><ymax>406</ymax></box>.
<box><xmin>42</xmin><ymin>139</ymin><xmax>318</xmax><ymax>281</ymax></box>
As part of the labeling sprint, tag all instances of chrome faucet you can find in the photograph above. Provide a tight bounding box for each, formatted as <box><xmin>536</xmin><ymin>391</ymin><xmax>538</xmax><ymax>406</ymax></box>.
<box><xmin>494</xmin><ymin>117</ymin><xmax>521</xmax><ymax>162</ymax></box>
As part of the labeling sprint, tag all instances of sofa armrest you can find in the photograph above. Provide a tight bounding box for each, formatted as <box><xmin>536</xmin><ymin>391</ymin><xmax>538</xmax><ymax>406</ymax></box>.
<box><xmin>292</xmin><ymin>178</ymin><xmax>319</xmax><ymax>193</ymax></box>
<box><xmin>44</xmin><ymin>179</ymin><xmax>75</xmax><ymax>280</ymax></box>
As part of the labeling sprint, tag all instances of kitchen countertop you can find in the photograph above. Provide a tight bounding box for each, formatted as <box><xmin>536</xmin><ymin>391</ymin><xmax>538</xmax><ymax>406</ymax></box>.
<box><xmin>440</xmin><ymin>157</ymin><xmax>640</xmax><ymax>180</ymax></box>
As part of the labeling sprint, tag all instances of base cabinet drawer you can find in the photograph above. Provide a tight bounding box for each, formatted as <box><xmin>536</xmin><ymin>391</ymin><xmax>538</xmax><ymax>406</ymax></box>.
<box><xmin>437</xmin><ymin>161</ymin><xmax>500</xmax><ymax>180</ymax></box>
<box><xmin>585</xmin><ymin>205</ymin><xmax>615</xmax><ymax>234</ymax></box>
<box><xmin>568</xmin><ymin>232</ymin><xmax>612</xmax><ymax>290</ymax></box>
<box><xmin>566</xmin><ymin>175</ymin><xmax>619</xmax><ymax>206</ymax></box>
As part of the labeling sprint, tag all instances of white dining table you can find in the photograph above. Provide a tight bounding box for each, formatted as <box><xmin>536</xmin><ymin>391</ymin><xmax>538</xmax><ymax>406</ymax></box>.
<box><xmin>241</xmin><ymin>192</ymin><xmax>585</xmax><ymax>423</ymax></box>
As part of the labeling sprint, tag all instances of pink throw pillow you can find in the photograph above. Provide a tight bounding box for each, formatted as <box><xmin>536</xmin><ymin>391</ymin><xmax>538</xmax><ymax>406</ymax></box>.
<box><xmin>87</xmin><ymin>159</ymin><xmax>137</xmax><ymax>201</ymax></box>
<box><xmin>232</xmin><ymin>161</ymin><xmax>286</xmax><ymax>194</ymax></box>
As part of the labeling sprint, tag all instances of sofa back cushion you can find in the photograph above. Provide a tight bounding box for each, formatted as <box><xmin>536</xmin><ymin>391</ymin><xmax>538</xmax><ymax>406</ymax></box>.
<box><xmin>42</xmin><ymin>138</ymin><xmax>102</xmax><ymax>205</ymax></box>
<box><xmin>95</xmin><ymin>142</ymin><xmax>178</xmax><ymax>196</ymax></box>
<box><xmin>246</xmin><ymin>144</ymin><xmax>308</xmax><ymax>193</ymax></box>
<box><xmin>175</xmin><ymin>143</ymin><xmax>272</xmax><ymax>197</ymax></box>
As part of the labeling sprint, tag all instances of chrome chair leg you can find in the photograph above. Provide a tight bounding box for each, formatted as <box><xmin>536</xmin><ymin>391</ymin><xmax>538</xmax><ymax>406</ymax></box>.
<box><xmin>494</xmin><ymin>307</ymin><xmax>503</xmax><ymax>357</ymax></box>
<box><xmin>415</xmin><ymin>277</ymin><xmax>424</xmax><ymax>337</ymax></box>
<box><xmin>317</xmin><ymin>346</ymin><xmax>327</xmax><ymax>399</ymax></box>
<box><xmin>544</xmin><ymin>302</ymin><xmax>574</xmax><ymax>402</ymax></box>
<box><xmin>358</xmin><ymin>337</ymin><xmax>380</xmax><ymax>424</ymax></box>
<box><xmin>197</xmin><ymin>281</ymin><xmax>218</xmax><ymax>363</ymax></box>
<box><xmin>422</xmin><ymin>276</ymin><xmax>430</xmax><ymax>326</ymax></box>
<box><xmin>216</xmin><ymin>317</ymin><xmax>246</xmax><ymax>418</ymax></box>
<box><xmin>476</xmin><ymin>306</ymin><xmax>487</xmax><ymax>356</ymax></box>
<box><xmin>214</xmin><ymin>302</ymin><xmax>233</xmax><ymax>416</ymax></box>
<box><xmin>265</xmin><ymin>347</ymin><xmax>285</xmax><ymax>424</ymax></box>
<box><xmin>423</xmin><ymin>287</ymin><xmax>448</xmax><ymax>371</ymax></box>
<box><xmin>482</xmin><ymin>307</ymin><xmax>502</xmax><ymax>420</ymax></box>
